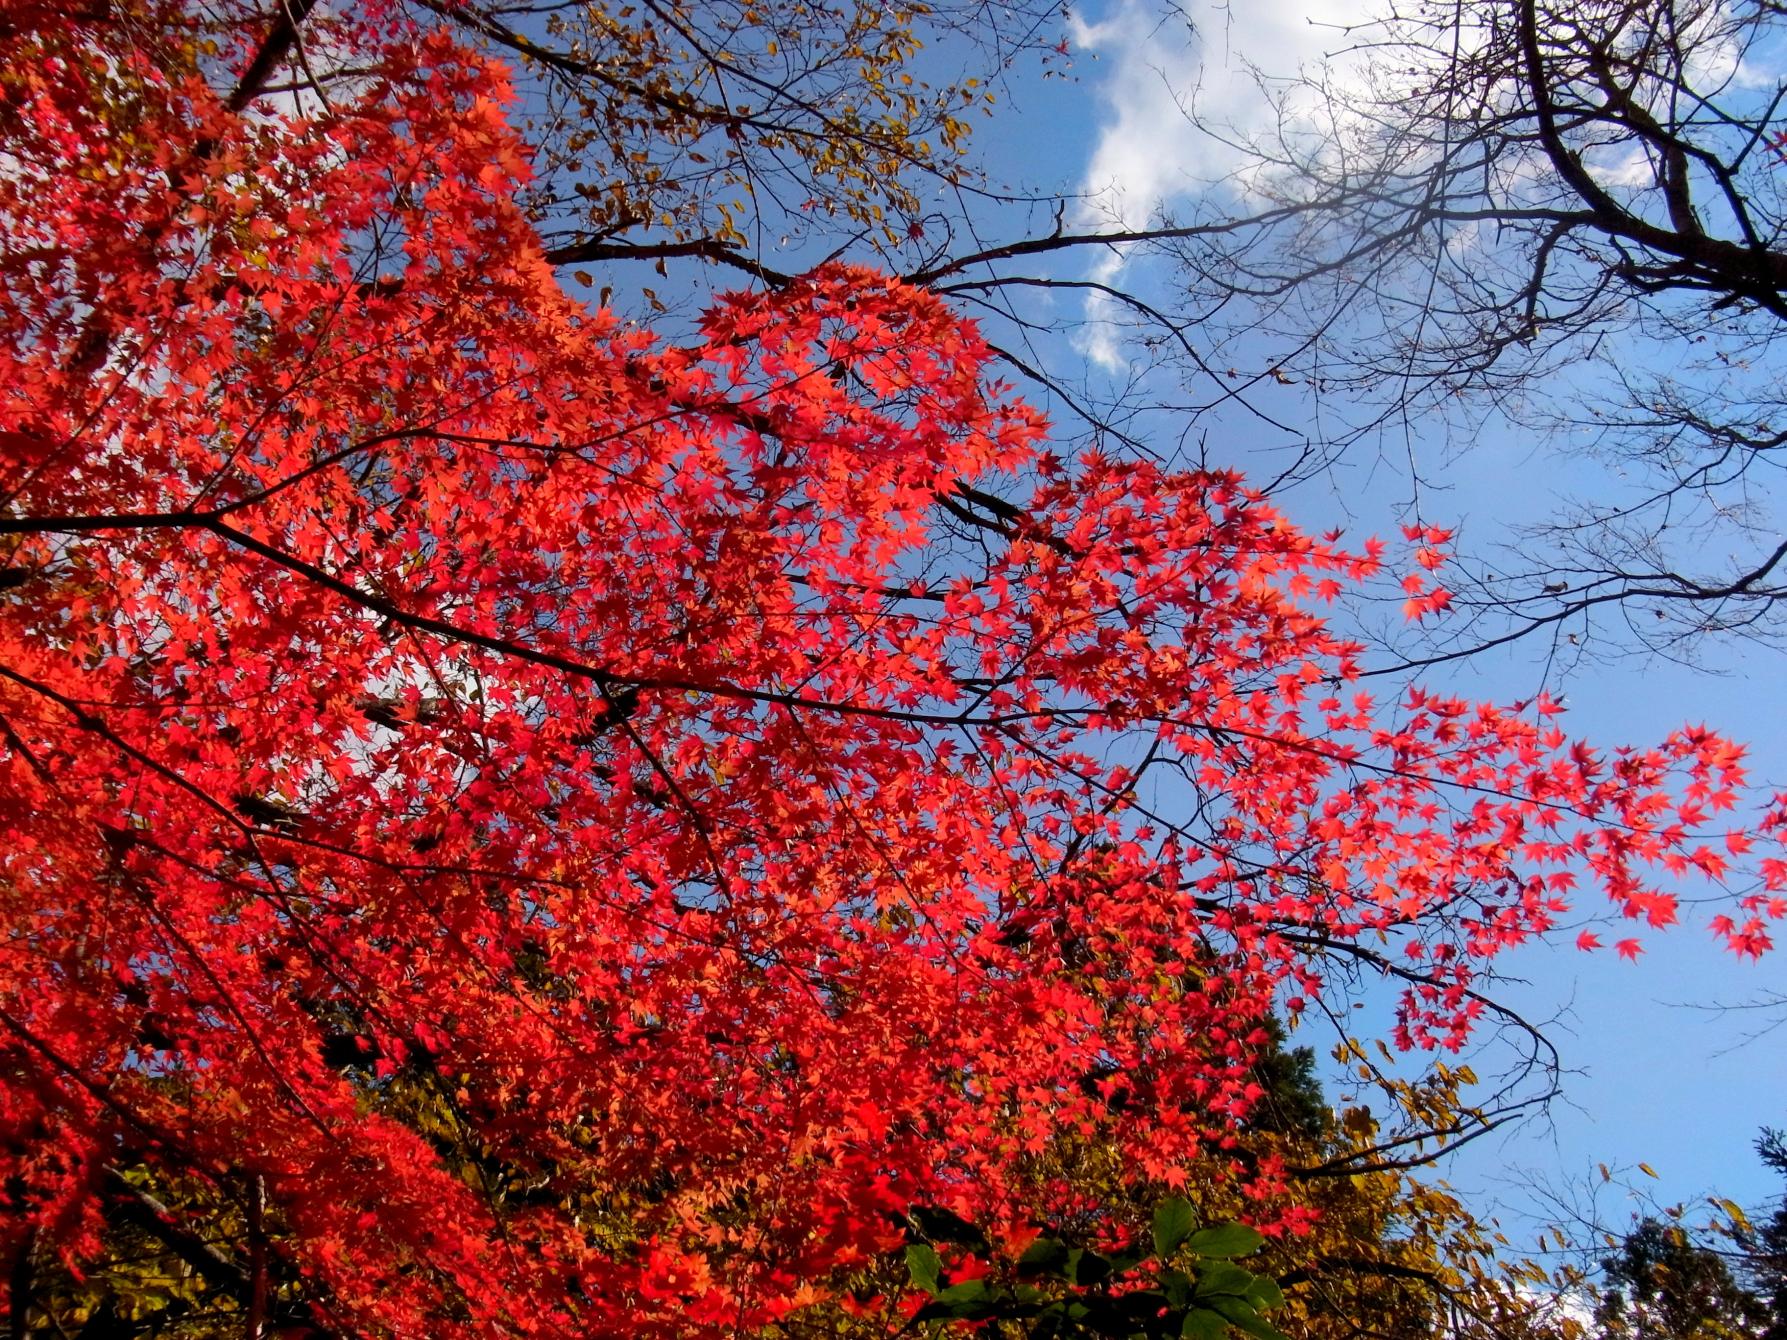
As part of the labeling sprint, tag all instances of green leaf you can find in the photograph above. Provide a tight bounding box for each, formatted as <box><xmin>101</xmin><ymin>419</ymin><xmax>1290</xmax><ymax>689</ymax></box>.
<box><xmin>1017</xmin><ymin>1235</ymin><xmax>1072</xmax><ymax>1278</ymax></box>
<box><xmin>1161</xmin><ymin>1268</ymin><xmax>1193</xmax><ymax>1309</ymax></box>
<box><xmin>1188</xmin><ymin>1225</ymin><xmax>1266</xmax><ymax>1259</ymax></box>
<box><xmin>1154</xmin><ymin>1197</ymin><xmax>1197</xmax><ymax>1257</ymax></box>
<box><xmin>1107</xmin><ymin>1247</ymin><xmax>1148</xmax><ymax>1276</ymax></box>
<box><xmin>910</xmin><ymin>1204</ymin><xmax>992</xmax><ymax>1252</ymax></box>
<box><xmin>1211</xmin><ymin>1296</ymin><xmax>1290</xmax><ymax>1340</ymax></box>
<box><xmin>1193</xmin><ymin>1262</ymin><xmax>1254</xmax><ymax>1299</ymax></box>
<box><xmin>915</xmin><ymin>1278</ymin><xmax>1001</xmax><ymax>1323</ymax></box>
<box><xmin>1066</xmin><ymin>1247</ymin><xmax>1113</xmax><ymax>1287</ymax></box>
<box><xmin>1183</xmin><ymin>1307</ymin><xmax>1230</xmax><ymax>1340</ymax></box>
<box><xmin>1245</xmin><ymin>1277</ymin><xmax>1285</xmax><ymax>1311</ymax></box>
<box><xmin>905</xmin><ymin>1243</ymin><xmax>942</xmax><ymax>1295</ymax></box>
<box><xmin>935</xmin><ymin>1279</ymin><xmax>991</xmax><ymax>1305</ymax></box>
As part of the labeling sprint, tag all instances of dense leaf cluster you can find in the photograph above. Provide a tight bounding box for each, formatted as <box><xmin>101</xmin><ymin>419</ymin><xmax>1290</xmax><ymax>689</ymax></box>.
<box><xmin>2</xmin><ymin>1</ymin><xmax>1784</xmax><ymax>1335</ymax></box>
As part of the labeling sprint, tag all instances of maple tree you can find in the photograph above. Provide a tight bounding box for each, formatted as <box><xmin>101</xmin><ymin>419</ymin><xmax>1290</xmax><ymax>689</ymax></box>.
<box><xmin>3</xmin><ymin>1</ymin><xmax>1787</xmax><ymax>1336</ymax></box>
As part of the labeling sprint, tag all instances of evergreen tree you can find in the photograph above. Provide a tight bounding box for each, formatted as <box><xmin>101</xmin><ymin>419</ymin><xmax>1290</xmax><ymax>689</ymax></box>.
<box><xmin>1597</xmin><ymin>1219</ymin><xmax>1771</xmax><ymax>1340</ymax></box>
<box><xmin>1743</xmin><ymin>1131</ymin><xmax>1787</xmax><ymax>1340</ymax></box>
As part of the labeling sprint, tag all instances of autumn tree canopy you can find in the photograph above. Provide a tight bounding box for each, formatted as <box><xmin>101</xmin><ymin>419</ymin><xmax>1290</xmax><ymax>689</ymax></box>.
<box><xmin>2</xmin><ymin>1</ymin><xmax>1785</xmax><ymax>1336</ymax></box>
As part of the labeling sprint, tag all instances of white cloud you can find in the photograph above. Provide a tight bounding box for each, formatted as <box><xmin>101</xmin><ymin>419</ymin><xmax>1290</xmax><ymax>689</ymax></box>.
<box><xmin>1063</xmin><ymin>0</ymin><xmax>1384</xmax><ymax>368</ymax></box>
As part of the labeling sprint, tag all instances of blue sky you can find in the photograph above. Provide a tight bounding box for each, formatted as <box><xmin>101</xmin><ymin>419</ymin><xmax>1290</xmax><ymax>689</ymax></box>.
<box><xmin>959</xmin><ymin>0</ymin><xmax>1787</xmax><ymax>1226</ymax></box>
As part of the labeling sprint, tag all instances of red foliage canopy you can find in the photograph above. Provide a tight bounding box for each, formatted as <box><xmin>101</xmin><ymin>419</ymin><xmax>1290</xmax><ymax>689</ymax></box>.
<box><xmin>2</xmin><ymin>2</ymin><xmax>1783</xmax><ymax>1334</ymax></box>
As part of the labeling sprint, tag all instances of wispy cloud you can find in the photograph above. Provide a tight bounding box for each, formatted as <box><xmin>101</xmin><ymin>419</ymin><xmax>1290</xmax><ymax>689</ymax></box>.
<box><xmin>1066</xmin><ymin>0</ymin><xmax>1379</xmax><ymax>367</ymax></box>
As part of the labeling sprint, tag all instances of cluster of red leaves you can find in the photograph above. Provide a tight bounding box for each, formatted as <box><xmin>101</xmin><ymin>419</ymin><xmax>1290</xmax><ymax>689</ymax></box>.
<box><xmin>2</xmin><ymin>2</ymin><xmax>1783</xmax><ymax>1334</ymax></box>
